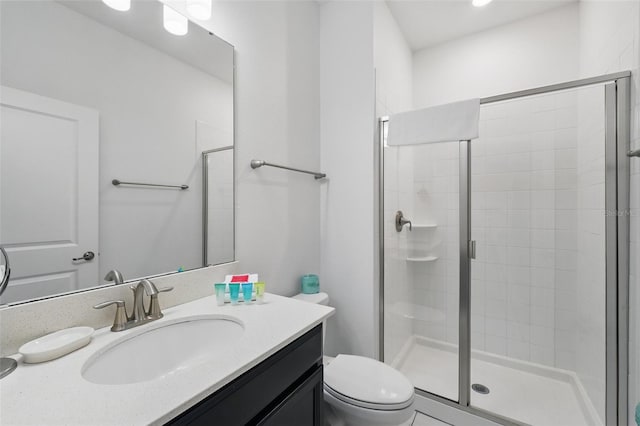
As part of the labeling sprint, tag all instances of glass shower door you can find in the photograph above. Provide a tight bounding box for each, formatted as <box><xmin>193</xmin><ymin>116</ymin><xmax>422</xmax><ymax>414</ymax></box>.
<box><xmin>382</xmin><ymin>133</ymin><xmax>462</xmax><ymax>402</ymax></box>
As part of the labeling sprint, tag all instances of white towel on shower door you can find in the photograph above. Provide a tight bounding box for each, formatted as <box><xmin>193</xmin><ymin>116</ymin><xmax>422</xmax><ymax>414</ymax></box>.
<box><xmin>387</xmin><ymin>98</ymin><xmax>480</xmax><ymax>146</ymax></box>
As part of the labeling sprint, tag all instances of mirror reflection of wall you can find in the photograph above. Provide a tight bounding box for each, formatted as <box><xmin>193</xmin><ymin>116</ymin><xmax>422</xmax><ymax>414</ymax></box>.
<box><xmin>203</xmin><ymin>148</ymin><xmax>234</xmax><ymax>266</ymax></box>
<box><xmin>0</xmin><ymin>0</ymin><xmax>234</xmax><ymax>305</ymax></box>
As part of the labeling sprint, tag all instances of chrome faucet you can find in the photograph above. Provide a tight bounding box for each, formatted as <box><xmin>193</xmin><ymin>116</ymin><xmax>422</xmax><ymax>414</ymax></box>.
<box><xmin>131</xmin><ymin>279</ymin><xmax>159</xmax><ymax>321</ymax></box>
<box><xmin>104</xmin><ymin>269</ymin><xmax>124</xmax><ymax>285</ymax></box>
<box><xmin>94</xmin><ymin>278</ymin><xmax>173</xmax><ymax>332</ymax></box>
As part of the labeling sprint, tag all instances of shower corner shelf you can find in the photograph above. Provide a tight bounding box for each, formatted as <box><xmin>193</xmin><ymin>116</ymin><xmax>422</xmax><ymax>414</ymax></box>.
<box><xmin>412</xmin><ymin>224</ymin><xmax>437</xmax><ymax>229</ymax></box>
<box><xmin>406</xmin><ymin>256</ymin><xmax>438</xmax><ymax>263</ymax></box>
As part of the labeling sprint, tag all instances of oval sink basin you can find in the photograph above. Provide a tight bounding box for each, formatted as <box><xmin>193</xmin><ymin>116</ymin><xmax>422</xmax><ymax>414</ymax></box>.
<box><xmin>82</xmin><ymin>315</ymin><xmax>244</xmax><ymax>385</ymax></box>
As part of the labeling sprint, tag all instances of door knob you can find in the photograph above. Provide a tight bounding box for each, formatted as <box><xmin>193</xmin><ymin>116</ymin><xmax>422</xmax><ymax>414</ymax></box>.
<box><xmin>73</xmin><ymin>251</ymin><xmax>95</xmax><ymax>262</ymax></box>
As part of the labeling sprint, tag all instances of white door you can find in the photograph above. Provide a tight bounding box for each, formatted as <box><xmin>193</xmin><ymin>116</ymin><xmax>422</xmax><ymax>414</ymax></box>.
<box><xmin>0</xmin><ymin>86</ymin><xmax>99</xmax><ymax>304</ymax></box>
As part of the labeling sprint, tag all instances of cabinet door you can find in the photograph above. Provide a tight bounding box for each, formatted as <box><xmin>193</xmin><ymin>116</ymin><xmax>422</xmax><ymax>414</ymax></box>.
<box><xmin>258</xmin><ymin>366</ymin><xmax>323</xmax><ymax>426</ymax></box>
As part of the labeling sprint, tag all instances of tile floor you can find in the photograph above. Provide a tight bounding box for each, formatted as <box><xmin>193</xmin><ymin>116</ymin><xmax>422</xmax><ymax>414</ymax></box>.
<box><xmin>411</xmin><ymin>412</ymin><xmax>451</xmax><ymax>426</ymax></box>
<box><xmin>397</xmin><ymin>342</ymin><xmax>593</xmax><ymax>426</ymax></box>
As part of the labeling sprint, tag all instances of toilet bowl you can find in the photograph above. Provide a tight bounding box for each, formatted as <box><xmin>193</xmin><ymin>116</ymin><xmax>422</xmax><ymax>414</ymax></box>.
<box><xmin>292</xmin><ymin>292</ymin><xmax>415</xmax><ymax>426</ymax></box>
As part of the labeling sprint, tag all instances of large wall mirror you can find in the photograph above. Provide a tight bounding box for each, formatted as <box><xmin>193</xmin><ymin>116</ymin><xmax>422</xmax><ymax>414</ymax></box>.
<box><xmin>0</xmin><ymin>0</ymin><xmax>235</xmax><ymax>305</ymax></box>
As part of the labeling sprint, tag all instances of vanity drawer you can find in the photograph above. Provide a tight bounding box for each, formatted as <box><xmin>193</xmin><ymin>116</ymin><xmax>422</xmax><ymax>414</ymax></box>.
<box><xmin>167</xmin><ymin>324</ymin><xmax>323</xmax><ymax>426</ymax></box>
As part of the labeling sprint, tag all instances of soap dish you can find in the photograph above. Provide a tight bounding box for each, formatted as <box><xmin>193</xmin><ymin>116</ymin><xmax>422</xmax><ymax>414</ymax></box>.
<box><xmin>19</xmin><ymin>326</ymin><xmax>94</xmax><ymax>364</ymax></box>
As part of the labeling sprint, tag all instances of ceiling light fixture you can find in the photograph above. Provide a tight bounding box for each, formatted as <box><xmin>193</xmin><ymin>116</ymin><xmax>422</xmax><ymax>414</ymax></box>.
<box><xmin>163</xmin><ymin>5</ymin><xmax>189</xmax><ymax>36</ymax></box>
<box><xmin>102</xmin><ymin>0</ymin><xmax>131</xmax><ymax>12</ymax></box>
<box><xmin>472</xmin><ymin>0</ymin><xmax>493</xmax><ymax>7</ymax></box>
<box><xmin>186</xmin><ymin>0</ymin><xmax>212</xmax><ymax>20</ymax></box>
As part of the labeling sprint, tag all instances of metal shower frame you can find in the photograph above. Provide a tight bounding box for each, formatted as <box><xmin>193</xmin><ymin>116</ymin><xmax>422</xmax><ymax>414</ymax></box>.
<box><xmin>377</xmin><ymin>71</ymin><xmax>631</xmax><ymax>426</ymax></box>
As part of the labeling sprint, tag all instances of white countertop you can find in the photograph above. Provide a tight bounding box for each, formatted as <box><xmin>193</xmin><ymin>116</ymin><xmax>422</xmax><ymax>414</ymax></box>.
<box><xmin>0</xmin><ymin>293</ymin><xmax>334</xmax><ymax>425</ymax></box>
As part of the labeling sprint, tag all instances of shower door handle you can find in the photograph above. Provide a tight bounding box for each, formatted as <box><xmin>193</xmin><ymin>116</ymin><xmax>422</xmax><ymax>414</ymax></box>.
<box><xmin>468</xmin><ymin>241</ymin><xmax>476</xmax><ymax>259</ymax></box>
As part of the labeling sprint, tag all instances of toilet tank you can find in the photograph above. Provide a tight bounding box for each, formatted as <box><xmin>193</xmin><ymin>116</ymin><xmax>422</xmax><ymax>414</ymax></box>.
<box><xmin>292</xmin><ymin>292</ymin><xmax>330</xmax><ymax>348</ymax></box>
<box><xmin>292</xmin><ymin>292</ymin><xmax>329</xmax><ymax>306</ymax></box>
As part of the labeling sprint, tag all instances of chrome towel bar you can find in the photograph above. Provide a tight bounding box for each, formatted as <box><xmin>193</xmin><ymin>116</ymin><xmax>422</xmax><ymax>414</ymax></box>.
<box><xmin>112</xmin><ymin>179</ymin><xmax>188</xmax><ymax>190</ymax></box>
<box><xmin>628</xmin><ymin>149</ymin><xmax>640</xmax><ymax>158</ymax></box>
<box><xmin>250</xmin><ymin>160</ymin><xmax>326</xmax><ymax>180</ymax></box>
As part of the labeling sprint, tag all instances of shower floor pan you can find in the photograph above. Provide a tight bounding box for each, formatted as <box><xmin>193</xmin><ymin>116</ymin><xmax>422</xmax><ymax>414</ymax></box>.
<box><xmin>392</xmin><ymin>336</ymin><xmax>600</xmax><ymax>426</ymax></box>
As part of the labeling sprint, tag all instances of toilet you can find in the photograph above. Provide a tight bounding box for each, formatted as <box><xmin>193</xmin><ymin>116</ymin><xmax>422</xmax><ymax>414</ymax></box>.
<box><xmin>292</xmin><ymin>292</ymin><xmax>415</xmax><ymax>426</ymax></box>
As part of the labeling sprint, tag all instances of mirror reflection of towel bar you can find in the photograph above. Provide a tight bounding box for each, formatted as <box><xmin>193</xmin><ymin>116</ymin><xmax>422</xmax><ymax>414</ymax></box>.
<box><xmin>112</xmin><ymin>179</ymin><xmax>188</xmax><ymax>190</ymax></box>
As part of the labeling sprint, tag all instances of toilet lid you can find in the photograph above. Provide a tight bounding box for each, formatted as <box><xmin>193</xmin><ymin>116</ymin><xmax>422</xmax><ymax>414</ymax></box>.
<box><xmin>324</xmin><ymin>355</ymin><xmax>414</xmax><ymax>409</ymax></box>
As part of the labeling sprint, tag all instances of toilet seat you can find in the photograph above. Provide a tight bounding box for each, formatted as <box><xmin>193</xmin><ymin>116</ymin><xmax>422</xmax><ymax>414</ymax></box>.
<box><xmin>324</xmin><ymin>384</ymin><xmax>413</xmax><ymax>410</ymax></box>
<box><xmin>324</xmin><ymin>354</ymin><xmax>414</xmax><ymax>411</ymax></box>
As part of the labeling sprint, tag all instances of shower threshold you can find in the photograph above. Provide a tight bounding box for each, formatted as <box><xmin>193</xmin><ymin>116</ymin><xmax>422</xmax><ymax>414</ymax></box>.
<box><xmin>391</xmin><ymin>336</ymin><xmax>601</xmax><ymax>426</ymax></box>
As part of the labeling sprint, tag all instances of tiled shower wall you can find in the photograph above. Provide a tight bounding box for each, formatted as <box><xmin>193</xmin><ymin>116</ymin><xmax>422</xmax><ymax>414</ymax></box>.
<box><xmin>470</xmin><ymin>91</ymin><xmax>581</xmax><ymax>366</ymax></box>
<box><xmin>382</xmin><ymin>143</ymin><xmax>415</xmax><ymax>363</ymax></box>
<box><xmin>409</xmin><ymin>142</ymin><xmax>460</xmax><ymax>345</ymax></box>
<box><xmin>409</xmin><ymin>92</ymin><xmax>585</xmax><ymax>370</ymax></box>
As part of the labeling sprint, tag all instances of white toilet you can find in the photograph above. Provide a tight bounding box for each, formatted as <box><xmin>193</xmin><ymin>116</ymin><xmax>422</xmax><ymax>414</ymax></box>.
<box><xmin>293</xmin><ymin>292</ymin><xmax>415</xmax><ymax>426</ymax></box>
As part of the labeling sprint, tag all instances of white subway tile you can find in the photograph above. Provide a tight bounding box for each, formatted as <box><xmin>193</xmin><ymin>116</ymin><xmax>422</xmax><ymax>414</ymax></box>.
<box><xmin>531</xmin><ymin>306</ymin><xmax>555</xmax><ymax>327</ymax></box>
<box><xmin>508</xmin><ymin>210</ymin><xmax>531</xmax><ymax>228</ymax></box>
<box><xmin>530</xmin><ymin>325</ymin><xmax>554</xmax><ymax>347</ymax></box>
<box><xmin>531</xmin><ymin>131</ymin><xmax>555</xmax><ymax>151</ymax></box>
<box><xmin>508</xmin><ymin>191</ymin><xmax>531</xmax><ymax>210</ymax></box>
<box><xmin>531</xmin><ymin>248</ymin><xmax>555</xmax><ymax>268</ymax></box>
<box><xmin>532</xmin><ymin>190</ymin><xmax>555</xmax><ymax>209</ymax></box>
<box><xmin>531</xmin><ymin>229</ymin><xmax>555</xmax><ymax>249</ymax></box>
<box><xmin>508</xmin><ymin>339</ymin><xmax>530</xmax><ymax>361</ymax></box>
<box><xmin>555</xmin><ymin>190</ymin><xmax>577</xmax><ymax>210</ymax></box>
<box><xmin>554</xmin><ymin>128</ymin><xmax>577</xmax><ymax>148</ymax></box>
<box><xmin>507</xmin><ymin>302</ymin><xmax>530</xmax><ymax>323</ymax></box>
<box><xmin>530</xmin><ymin>344</ymin><xmax>555</xmax><ymax>366</ymax></box>
<box><xmin>507</xmin><ymin>228</ymin><xmax>531</xmax><ymax>247</ymax></box>
<box><xmin>531</xmin><ymin>287</ymin><xmax>555</xmax><ymax>308</ymax></box>
<box><xmin>531</xmin><ymin>267</ymin><xmax>555</xmax><ymax>288</ymax></box>
<box><xmin>485</xmin><ymin>298</ymin><xmax>507</xmax><ymax>319</ymax></box>
<box><xmin>531</xmin><ymin>170</ymin><xmax>556</xmax><ymax>190</ymax></box>
<box><xmin>485</xmin><ymin>335</ymin><xmax>507</xmax><ymax>356</ymax></box>
<box><xmin>531</xmin><ymin>150</ymin><xmax>555</xmax><ymax>170</ymax></box>
<box><xmin>508</xmin><ymin>322</ymin><xmax>531</xmax><ymax>342</ymax></box>
<box><xmin>486</xmin><ymin>317</ymin><xmax>507</xmax><ymax>337</ymax></box>
<box><xmin>531</xmin><ymin>209</ymin><xmax>555</xmax><ymax>229</ymax></box>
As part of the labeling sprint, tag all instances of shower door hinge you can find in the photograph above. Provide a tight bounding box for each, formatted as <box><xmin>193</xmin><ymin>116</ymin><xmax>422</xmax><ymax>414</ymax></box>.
<box><xmin>468</xmin><ymin>240</ymin><xmax>476</xmax><ymax>259</ymax></box>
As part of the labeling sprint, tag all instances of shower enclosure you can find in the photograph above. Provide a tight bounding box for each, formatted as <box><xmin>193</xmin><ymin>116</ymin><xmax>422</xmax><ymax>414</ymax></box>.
<box><xmin>379</xmin><ymin>72</ymin><xmax>630</xmax><ymax>426</ymax></box>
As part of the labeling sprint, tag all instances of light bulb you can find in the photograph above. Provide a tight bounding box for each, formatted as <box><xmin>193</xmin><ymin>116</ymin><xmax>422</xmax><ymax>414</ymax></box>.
<box><xmin>163</xmin><ymin>5</ymin><xmax>188</xmax><ymax>36</ymax></box>
<box><xmin>102</xmin><ymin>0</ymin><xmax>130</xmax><ymax>12</ymax></box>
<box><xmin>472</xmin><ymin>0</ymin><xmax>493</xmax><ymax>7</ymax></box>
<box><xmin>186</xmin><ymin>0</ymin><xmax>212</xmax><ymax>20</ymax></box>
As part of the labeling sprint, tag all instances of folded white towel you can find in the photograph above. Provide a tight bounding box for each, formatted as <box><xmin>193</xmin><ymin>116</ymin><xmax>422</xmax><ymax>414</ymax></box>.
<box><xmin>387</xmin><ymin>98</ymin><xmax>480</xmax><ymax>146</ymax></box>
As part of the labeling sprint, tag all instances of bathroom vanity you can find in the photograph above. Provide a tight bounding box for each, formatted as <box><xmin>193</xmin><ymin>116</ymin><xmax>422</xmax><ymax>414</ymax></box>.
<box><xmin>0</xmin><ymin>293</ymin><xmax>333</xmax><ymax>425</ymax></box>
<box><xmin>169</xmin><ymin>324</ymin><xmax>323</xmax><ymax>425</ymax></box>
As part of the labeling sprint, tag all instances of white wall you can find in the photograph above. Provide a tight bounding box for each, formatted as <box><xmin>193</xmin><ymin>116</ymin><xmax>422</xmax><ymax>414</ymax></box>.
<box><xmin>102</xmin><ymin>0</ymin><xmax>323</xmax><ymax>297</ymax></box>
<box><xmin>576</xmin><ymin>1</ymin><xmax>640</xmax><ymax>423</ymax></box>
<box><xmin>320</xmin><ymin>1</ymin><xmax>376</xmax><ymax>358</ymax></box>
<box><xmin>374</xmin><ymin>1</ymin><xmax>414</xmax><ymax>363</ymax></box>
<box><xmin>412</xmin><ymin>3</ymin><xmax>579</xmax><ymax>108</ymax></box>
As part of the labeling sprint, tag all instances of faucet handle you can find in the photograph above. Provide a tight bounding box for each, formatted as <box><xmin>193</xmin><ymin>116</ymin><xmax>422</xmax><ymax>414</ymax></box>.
<box><xmin>147</xmin><ymin>287</ymin><xmax>173</xmax><ymax>320</ymax></box>
<box><xmin>94</xmin><ymin>300</ymin><xmax>128</xmax><ymax>332</ymax></box>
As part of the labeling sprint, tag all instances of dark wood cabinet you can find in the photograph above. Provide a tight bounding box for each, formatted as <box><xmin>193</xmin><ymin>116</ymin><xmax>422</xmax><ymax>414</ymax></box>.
<box><xmin>167</xmin><ymin>324</ymin><xmax>324</xmax><ymax>426</ymax></box>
